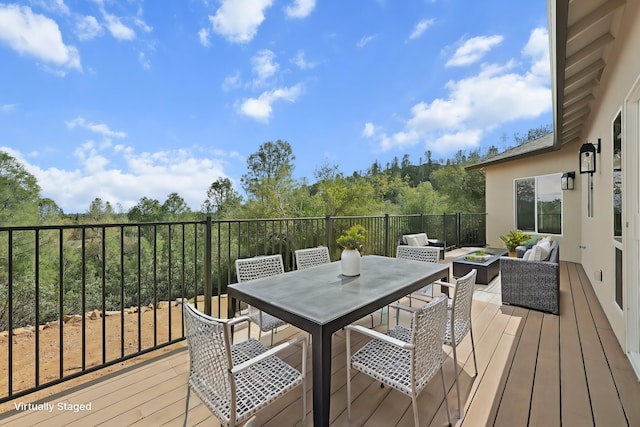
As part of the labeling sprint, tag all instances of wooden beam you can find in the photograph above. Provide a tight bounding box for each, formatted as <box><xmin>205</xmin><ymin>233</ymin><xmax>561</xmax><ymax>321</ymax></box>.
<box><xmin>567</xmin><ymin>0</ymin><xmax>626</xmax><ymax>43</ymax></box>
<box><xmin>566</xmin><ymin>33</ymin><xmax>615</xmax><ymax>70</ymax></box>
<box><xmin>565</xmin><ymin>59</ymin><xmax>605</xmax><ymax>91</ymax></box>
<box><xmin>564</xmin><ymin>79</ymin><xmax>598</xmax><ymax>102</ymax></box>
<box><xmin>563</xmin><ymin>107</ymin><xmax>590</xmax><ymax>125</ymax></box>
<box><xmin>563</xmin><ymin>94</ymin><xmax>595</xmax><ymax>112</ymax></box>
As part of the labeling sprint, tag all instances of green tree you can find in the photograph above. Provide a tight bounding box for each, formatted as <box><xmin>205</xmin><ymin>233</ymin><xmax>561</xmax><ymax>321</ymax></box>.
<box><xmin>38</xmin><ymin>198</ymin><xmax>63</xmax><ymax>222</ymax></box>
<box><xmin>128</xmin><ymin>197</ymin><xmax>163</xmax><ymax>222</ymax></box>
<box><xmin>309</xmin><ymin>164</ymin><xmax>385</xmax><ymax>216</ymax></box>
<box><xmin>514</xmin><ymin>124</ymin><xmax>552</xmax><ymax>145</ymax></box>
<box><xmin>398</xmin><ymin>181</ymin><xmax>445</xmax><ymax>214</ymax></box>
<box><xmin>0</xmin><ymin>151</ymin><xmax>41</xmax><ymax>225</ymax></box>
<box><xmin>240</xmin><ymin>140</ymin><xmax>296</xmax><ymax>217</ymax></box>
<box><xmin>430</xmin><ymin>163</ymin><xmax>485</xmax><ymax>213</ymax></box>
<box><xmin>162</xmin><ymin>192</ymin><xmax>191</xmax><ymax>218</ymax></box>
<box><xmin>202</xmin><ymin>177</ymin><xmax>242</xmax><ymax>217</ymax></box>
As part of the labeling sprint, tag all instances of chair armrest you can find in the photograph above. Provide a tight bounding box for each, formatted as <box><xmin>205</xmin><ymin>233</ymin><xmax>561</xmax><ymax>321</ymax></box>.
<box><xmin>227</xmin><ymin>315</ymin><xmax>252</xmax><ymax>328</ymax></box>
<box><xmin>231</xmin><ymin>335</ymin><xmax>308</xmax><ymax>375</ymax></box>
<box><xmin>433</xmin><ymin>280</ymin><xmax>454</xmax><ymax>289</ymax></box>
<box><xmin>388</xmin><ymin>303</ymin><xmax>419</xmax><ymax>316</ymax></box>
<box><xmin>345</xmin><ymin>324</ymin><xmax>413</xmax><ymax>350</ymax></box>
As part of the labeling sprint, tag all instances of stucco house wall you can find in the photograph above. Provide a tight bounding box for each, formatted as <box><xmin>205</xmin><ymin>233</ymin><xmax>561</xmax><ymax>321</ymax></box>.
<box><xmin>483</xmin><ymin>141</ymin><xmax>582</xmax><ymax>263</ymax></box>
<box><xmin>575</xmin><ymin>0</ymin><xmax>640</xmax><ymax>343</ymax></box>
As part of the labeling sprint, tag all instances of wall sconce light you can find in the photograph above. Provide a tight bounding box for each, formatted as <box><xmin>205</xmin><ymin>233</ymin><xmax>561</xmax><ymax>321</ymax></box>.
<box><xmin>561</xmin><ymin>171</ymin><xmax>575</xmax><ymax>190</ymax></box>
<box><xmin>579</xmin><ymin>138</ymin><xmax>601</xmax><ymax>174</ymax></box>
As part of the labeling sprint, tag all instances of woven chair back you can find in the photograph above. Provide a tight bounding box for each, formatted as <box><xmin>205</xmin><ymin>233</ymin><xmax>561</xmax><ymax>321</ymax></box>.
<box><xmin>396</xmin><ymin>245</ymin><xmax>440</xmax><ymax>264</ymax></box>
<box><xmin>295</xmin><ymin>246</ymin><xmax>331</xmax><ymax>270</ymax></box>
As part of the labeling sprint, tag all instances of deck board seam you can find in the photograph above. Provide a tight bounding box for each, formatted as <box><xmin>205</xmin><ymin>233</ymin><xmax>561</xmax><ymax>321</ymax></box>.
<box><xmin>567</xmin><ymin>262</ymin><xmax>596</xmax><ymax>426</ymax></box>
<box><xmin>576</xmin><ymin>263</ymin><xmax>630</xmax><ymax>427</ymax></box>
<box><xmin>489</xmin><ymin>307</ymin><xmax>529</xmax><ymax>426</ymax></box>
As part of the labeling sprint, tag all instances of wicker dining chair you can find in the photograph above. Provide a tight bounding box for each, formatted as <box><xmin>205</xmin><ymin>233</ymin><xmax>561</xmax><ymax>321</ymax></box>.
<box><xmin>396</xmin><ymin>245</ymin><xmax>443</xmax><ymax>305</ymax></box>
<box><xmin>294</xmin><ymin>246</ymin><xmax>331</xmax><ymax>270</ymax></box>
<box><xmin>182</xmin><ymin>302</ymin><xmax>307</xmax><ymax>427</ymax></box>
<box><xmin>345</xmin><ymin>294</ymin><xmax>451</xmax><ymax>427</ymax></box>
<box><xmin>390</xmin><ymin>269</ymin><xmax>478</xmax><ymax>419</ymax></box>
<box><xmin>235</xmin><ymin>255</ymin><xmax>287</xmax><ymax>346</ymax></box>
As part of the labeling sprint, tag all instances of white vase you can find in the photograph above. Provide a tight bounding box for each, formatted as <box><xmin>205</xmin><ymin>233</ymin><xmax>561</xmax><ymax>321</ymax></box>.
<box><xmin>341</xmin><ymin>248</ymin><xmax>361</xmax><ymax>276</ymax></box>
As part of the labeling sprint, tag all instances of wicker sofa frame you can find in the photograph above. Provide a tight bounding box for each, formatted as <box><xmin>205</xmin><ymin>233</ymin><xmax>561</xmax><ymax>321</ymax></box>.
<box><xmin>500</xmin><ymin>240</ymin><xmax>560</xmax><ymax>314</ymax></box>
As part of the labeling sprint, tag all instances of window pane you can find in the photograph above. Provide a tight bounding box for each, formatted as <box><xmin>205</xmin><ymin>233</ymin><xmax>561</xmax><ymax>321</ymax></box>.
<box><xmin>537</xmin><ymin>174</ymin><xmax>562</xmax><ymax>234</ymax></box>
<box><xmin>516</xmin><ymin>178</ymin><xmax>535</xmax><ymax>231</ymax></box>
<box><xmin>613</xmin><ymin>112</ymin><xmax>622</xmax><ymax>239</ymax></box>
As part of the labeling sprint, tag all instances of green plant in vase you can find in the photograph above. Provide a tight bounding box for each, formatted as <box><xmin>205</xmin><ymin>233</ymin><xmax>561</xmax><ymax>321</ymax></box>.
<box><xmin>337</xmin><ymin>225</ymin><xmax>367</xmax><ymax>276</ymax></box>
<box><xmin>336</xmin><ymin>224</ymin><xmax>367</xmax><ymax>252</ymax></box>
<box><xmin>499</xmin><ymin>229</ymin><xmax>531</xmax><ymax>255</ymax></box>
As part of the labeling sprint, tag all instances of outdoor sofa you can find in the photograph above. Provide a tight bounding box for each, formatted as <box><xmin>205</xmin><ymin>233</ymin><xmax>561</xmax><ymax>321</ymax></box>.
<box><xmin>500</xmin><ymin>239</ymin><xmax>560</xmax><ymax>314</ymax></box>
<box><xmin>398</xmin><ymin>232</ymin><xmax>446</xmax><ymax>259</ymax></box>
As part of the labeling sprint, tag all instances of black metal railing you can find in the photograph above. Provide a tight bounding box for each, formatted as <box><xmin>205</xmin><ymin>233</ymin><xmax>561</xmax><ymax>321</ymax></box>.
<box><xmin>0</xmin><ymin>212</ymin><xmax>485</xmax><ymax>402</ymax></box>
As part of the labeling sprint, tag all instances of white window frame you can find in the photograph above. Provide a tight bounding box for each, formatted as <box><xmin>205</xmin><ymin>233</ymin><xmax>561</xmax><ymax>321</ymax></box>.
<box><xmin>514</xmin><ymin>173</ymin><xmax>563</xmax><ymax>235</ymax></box>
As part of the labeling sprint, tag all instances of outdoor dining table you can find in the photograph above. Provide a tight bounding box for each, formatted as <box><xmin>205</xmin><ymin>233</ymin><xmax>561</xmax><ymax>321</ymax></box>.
<box><xmin>227</xmin><ymin>254</ymin><xmax>450</xmax><ymax>427</ymax></box>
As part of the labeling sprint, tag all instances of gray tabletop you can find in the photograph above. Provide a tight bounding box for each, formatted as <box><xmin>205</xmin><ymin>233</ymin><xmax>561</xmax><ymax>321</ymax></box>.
<box><xmin>228</xmin><ymin>255</ymin><xmax>450</xmax><ymax>325</ymax></box>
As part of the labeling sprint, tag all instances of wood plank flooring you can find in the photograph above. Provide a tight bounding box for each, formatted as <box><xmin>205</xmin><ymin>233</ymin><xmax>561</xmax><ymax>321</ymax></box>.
<box><xmin>0</xmin><ymin>261</ymin><xmax>639</xmax><ymax>426</ymax></box>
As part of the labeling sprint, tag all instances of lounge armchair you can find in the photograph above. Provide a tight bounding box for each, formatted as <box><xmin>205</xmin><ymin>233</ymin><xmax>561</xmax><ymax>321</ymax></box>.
<box><xmin>500</xmin><ymin>240</ymin><xmax>560</xmax><ymax>314</ymax></box>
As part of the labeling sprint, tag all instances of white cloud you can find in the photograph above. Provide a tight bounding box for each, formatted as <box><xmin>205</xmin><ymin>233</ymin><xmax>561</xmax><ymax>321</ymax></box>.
<box><xmin>209</xmin><ymin>0</ymin><xmax>274</xmax><ymax>44</ymax></box>
<box><xmin>237</xmin><ymin>84</ymin><xmax>303</xmax><ymax>122</ymax></box>
<box><xmin>31</xmin><ymin>0</ymin><xmax>70</xmax><ymax>15</ymax></box>
<box><xmin>103</xmin><ymin>11</ymin><xmax>135</xmax><ymax>40</ymax></box>
<box><xmin>365</xmin><ymin>28</ymin><xmax>551</xmax><ymax>155</ymax></box>
<box><xmin>285</xmin><ymin>0</ymin><xmax>316</xmax><ymax>18</ymax></box>
<box><xmin>198</xmin><ymin>27</ymin><xmax>211</xmax><ymax>47</ymax></box>
<box><xmin>290</xmin><ymin>50</ymin><xmax>316</xmax><ymax>69</ymax></box>
<box><xmin>76</xmin><ymin>15</ymin><xmax>103</xmax><ymax>40</ymax></box>
<box><xmin>222</xmin><ymin>71</ymin><xmax>241</xmax><ymax>91</ymax></box>
<box><xmin>523</xmin><ymin>27</ymin><xmax>550</xmax><ymax>78</ymax></box>
<box><xmin>362</xmin><ymin>122</ymin><xmax>377</xmax><ymax>138</ymax></box>
<box><xmin>2</xmin><ymin>104</ymin><xmax>17</xmax><ymax>112</ymax></box>
<box><xmin>251</xmin><ymin>49</ymin><xmax>279</xmax><ymax>85</ymax></box>
<box><xmin>356</xmin><ymin>34</ymin><xmax>377</xmax><ymax>48</ymax></box>
<box><xmin>5</xmin><ymin>144</ymin><xmax>232</xmax><ymax>213</ymax></box>
<box><xmin>66</xmin><ymin>117</ymin><xmax>127</xmax><ymax>139</ymax></box>
<box><xmin>408</xmin><ymin>19</ymin><xmax>435</xmax><ymax>41</ymax></box>
<box><xmin>446</xmin><ymin>35</ymin><xmax>504</xmax><ymax>67</ymax></box>
<box><xmin>132</xmin><ymin>17</ymin><xmax>152</xmax><ymax>33</ymax></box>
<box><xmin>0</xmin><ymin>4</ymin><xmax>81</xmax><ymax>73</ymax></box>
<box><xmin>138</xmin><ymin>51</ymin><xmax>150</xmax><ymax>69</ymax></box>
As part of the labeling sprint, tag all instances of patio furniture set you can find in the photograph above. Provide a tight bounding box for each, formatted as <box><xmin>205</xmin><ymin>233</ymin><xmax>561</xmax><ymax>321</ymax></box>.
<box><xmin>182</xmin><ymin>243</ymin><xmax>479</xmax><ymax>427</ymax></box>
<box><xmin>182</xmin><ymin>233</ymin><xmax>559</xmax><ymax>427</ymax></box>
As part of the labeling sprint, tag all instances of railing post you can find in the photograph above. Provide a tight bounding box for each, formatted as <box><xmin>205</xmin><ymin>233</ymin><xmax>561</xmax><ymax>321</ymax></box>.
<box><xmin>442</xmin><ymin>213</ymin><xmax>446</xmax><ymax>245</ymax></box>
<box><xmin>325</xmin><ymin>215</ymin><xmax>332</xmax><ymax>249</ymax></box>
<box><xmin>457</xmin><ymin>212</ymin><xmax>461</xmax><ymax>248</ymax></box>
<box><xmin>204</xmin><ymin>216</ymin><xmax>212</xmax><ymax>316</ymax></box>
<box><xmin>384</xmin><ymin>214</ymin><xmax>390</xmax><ymax>256</ymax></box>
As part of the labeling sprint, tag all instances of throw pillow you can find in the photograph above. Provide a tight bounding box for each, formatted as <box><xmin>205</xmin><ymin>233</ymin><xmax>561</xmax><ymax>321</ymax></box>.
<box><xmin>415</xmin><ymin>232</ymin><xmax>429</xmax><ymax>246</ymax></box>
<box><xmin>529</xmin><ymin>245</ymin><xmax>544</xmax><ymax>261</ymax></box>
<box><xmin>537</xmin><ymin>241</ymin><xmax>551</xmax><ymax>260</ymax></box>
<box><xmin>406</xmin><ymin>235</ymin><xmax>420</xmax><ymax>246</ymax></box>
<box><xmin>404</xmin><ymin>233</ymin><xmax>429</xmax><ymax>246</ymax></box>
<box><xmin>525</xmin><ymin>237</ymin><xmax>539</xmax><ymax>249</ymax></box>
<box><xmin>522</xmin><ymin>249</ymin><xmax>533</xmax><ymax>261</ymax></box>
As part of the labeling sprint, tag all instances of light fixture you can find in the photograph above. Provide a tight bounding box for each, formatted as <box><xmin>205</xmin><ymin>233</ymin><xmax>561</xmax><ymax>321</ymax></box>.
<box><xmin>561</xmin><ymin>171</ymin><xmax>575</xmax><ymax>190</ymax></box>
<box><xmin>579</xmin><ymin>138</ymin><xmax>601</xmax><ymax>174</ymax></box>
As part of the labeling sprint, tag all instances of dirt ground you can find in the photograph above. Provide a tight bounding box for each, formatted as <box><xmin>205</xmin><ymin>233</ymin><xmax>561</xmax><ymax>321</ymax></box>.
<box><xmin>0</xmin><ymin>297</ymin><xmax>225</xmax><ymax>414</ymax></box>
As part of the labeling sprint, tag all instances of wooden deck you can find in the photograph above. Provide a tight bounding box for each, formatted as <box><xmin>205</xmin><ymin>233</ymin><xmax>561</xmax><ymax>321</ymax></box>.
<box><xmin>1</xmin><ymin>260</ymin><xmax>639</xmax><ymax>426</ymax></box>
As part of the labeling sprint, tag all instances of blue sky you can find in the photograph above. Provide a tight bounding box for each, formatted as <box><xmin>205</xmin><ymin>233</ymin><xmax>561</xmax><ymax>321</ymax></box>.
<box><xmin>0</xmin><ymin>0</ymin><xmax>552</xmax><ymax>213</ymax></box>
